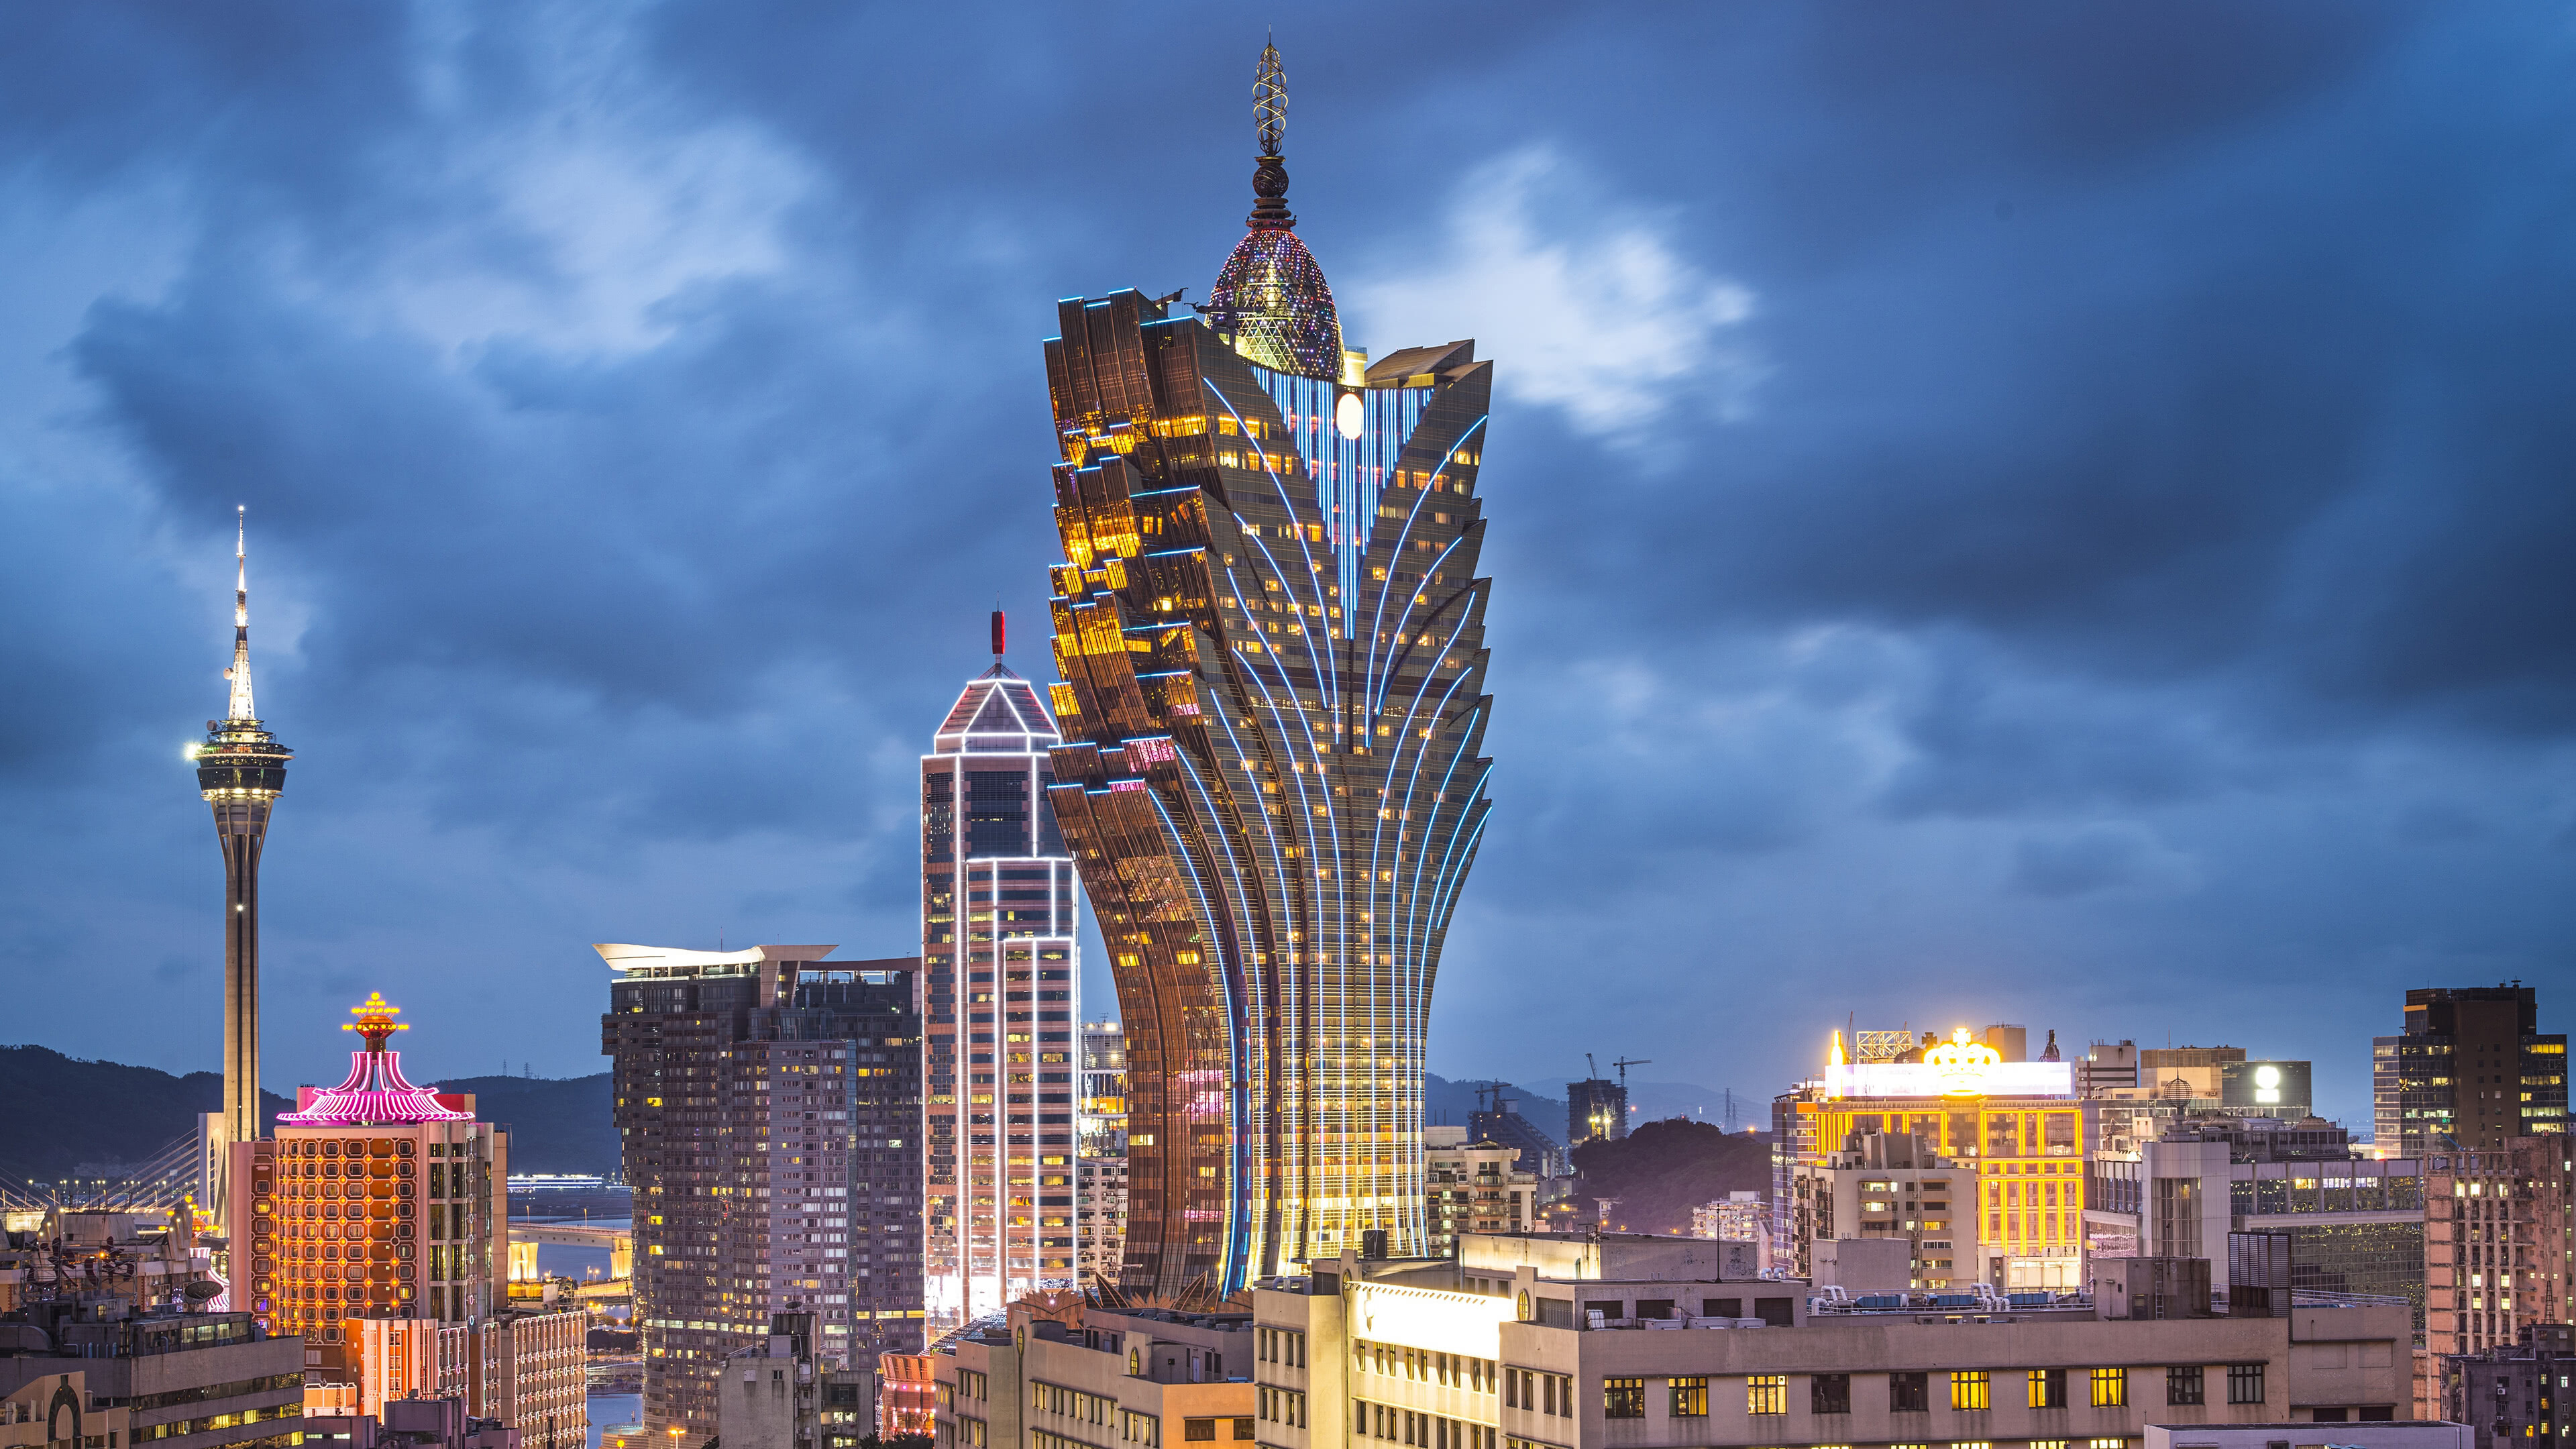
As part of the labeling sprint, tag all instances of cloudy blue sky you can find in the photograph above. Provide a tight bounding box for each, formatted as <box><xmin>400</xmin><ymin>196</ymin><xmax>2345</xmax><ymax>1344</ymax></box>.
<box><xmin>3</xmin><ymin>3</ymin><xmax>2571</xmax><ymax>1130</ymax></box>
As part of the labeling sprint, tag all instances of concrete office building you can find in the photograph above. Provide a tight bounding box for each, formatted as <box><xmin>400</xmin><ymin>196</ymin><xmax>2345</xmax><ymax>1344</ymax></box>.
<box><xmin>0</xmin><ymin>1303</ymin><xmax>302</xmax><ymax>1449</ymax></box>
<box><xmin>2086</xmin><ymin>1139</ymin><xmax>2428</xmax><ymax>1318</ymax></box>
<box><xmin>1788</xmin><ymin>1133</ymin><xmax>1972</xmax><ymax>1292</ymax></box>
<box><xmin>922</xmin><ymin>619</ymin><xmax>1084</xmax><ymax>1325</ymax></box>
<box><xmin>301</xmin><ymin>1396</ymin><xmax>521</xmax><ymax>1449</ymax></box>
<box><xmin>1238</xmin><ymin>1233</ymin><xmax>2415</xmax><ymax>1449</ymax></box>
<box><xmin>2375</xmin><ymin>987</ymin><xmax>2568</xmax><ymax>1158</ymax></box>
<box><xmin>718</xmin><ymin>1311</ymin><xmax>878</xmax><ymax>1449</ymax></box>
<box><xmin>600</xmin><ymin>944</ymin><xmax>926</xmax><ymax>1441</ymax></box>
<box><xmin>2422</xmin><ymin>1140</ymin><xmax>2572</xmax><ymax>1362</ymax></box>
<box><xmin>932</xmin><ymin>1299</ymin><xmax>1254</xmax><ymax>1449</ymax></box>
<box><xmin>0</xmin><ymin>1367</ymin><xmax>131</xmax><ymax>1449</ymax></box>
<box><xmin>481</xmin><ymin>1308</ymin><xmax>587</xmax><ymax>1449</ymax></box>
<box><xmin>2078</xmin><ymin>1045</ymin><xmax>2322</xmax><ymax>1157</ymax></box>
<box><xmin>2440</xmin><ymin>1322</ymin><xmax>2573</xmax><ymax>1449</ymax></box>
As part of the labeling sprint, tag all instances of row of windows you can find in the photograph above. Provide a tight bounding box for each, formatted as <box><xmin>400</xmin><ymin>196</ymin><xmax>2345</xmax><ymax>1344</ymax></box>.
<box><xmin>1354</xmin><ymin>1339</ymin><xmax>1493</xmax><ymax>1393</ymax></box>
<box><xmin>1586</xmin><ymin>1368</ymin><xmax>2263</xmax><ymax>1417</ymax></box>
<box><xmin>1255</xmin><ymin>1386</ymin><xmax>1307</xmax><ymax>1427</ymax></box>
<box><xmin>1256</xmin><ymin>1327</ymin><xmax>1307</xmax><ymax>1366</ymax></box>
<box><xmin>1502</xmin><ymin>1369</ymin><xmax>1573</xmax><ymax>1417</ymax></box>
<box><xmin>1032</xmin><ymin>1381</ymin><xmax>1116</xmax><ymax>1427</ymax></box>
<box><xmin>1355</xmin><ymin>1399</ymin><xmax>1495</xmax><ymax>1449</ymax></box>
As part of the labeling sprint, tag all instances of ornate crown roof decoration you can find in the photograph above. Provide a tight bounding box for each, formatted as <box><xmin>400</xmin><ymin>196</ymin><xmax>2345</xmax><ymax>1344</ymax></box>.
<box><xmin>1925</xmin><ymin>1026</ymin><xmax>2005</xmax><ymax>1097</ymax></box>
<box><xmin>1207</xmin><ymin>40</ymin><xmax>1344</xmax><ymax>379</ymax></box>
<box><xmin>277</xmin><ymin>992</ymin><xmax>472</xmax><ymax>1126</ymax></box>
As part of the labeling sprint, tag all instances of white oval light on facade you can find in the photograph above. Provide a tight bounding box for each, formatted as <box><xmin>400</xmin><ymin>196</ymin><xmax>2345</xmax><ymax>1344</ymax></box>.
<box><xmin>1336</xmin><ymin>392</ymin><xmax>1364</xmax><ymax>440</ymax></box>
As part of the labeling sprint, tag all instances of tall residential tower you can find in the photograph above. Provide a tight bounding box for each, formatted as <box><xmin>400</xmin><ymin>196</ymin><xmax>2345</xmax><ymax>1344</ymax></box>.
<box><xmin>600</xmin><ymin>945</ymin><xmax>925</xmax><ymax>1442</ymax></box>
<box><xmin>1041</xmin><ymin>45</ymin><xmax>1495</xmax><ymax>1295</ymax></box>
<box><xmin>920</xmin><ymin>612</ymin><xmax>1082</xmax><ymax>1326</ymax></box>
<box><xmin>195</xmin><ymin>508</ymin><xmax>292</xmax><ymax>1219</ymax></box>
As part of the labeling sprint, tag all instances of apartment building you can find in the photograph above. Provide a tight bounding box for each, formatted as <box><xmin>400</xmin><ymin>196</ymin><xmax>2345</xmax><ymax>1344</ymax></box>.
<box><xmin>1425</xmin><ymin>1128</ymin><xmax>1540</xmax><ymax>1260</ymax></box>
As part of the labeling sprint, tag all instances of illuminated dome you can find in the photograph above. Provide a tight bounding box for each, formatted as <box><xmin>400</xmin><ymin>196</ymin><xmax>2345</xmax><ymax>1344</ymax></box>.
<box><xmin>1210</xmin><ymin>228</ymin><xmax>1343</xmax><ymax>378</ymax></box>
<box><xmin>1204</xmin><ymin>39</ymin><xmax>1344</xmax><ymax>380</ymax></box>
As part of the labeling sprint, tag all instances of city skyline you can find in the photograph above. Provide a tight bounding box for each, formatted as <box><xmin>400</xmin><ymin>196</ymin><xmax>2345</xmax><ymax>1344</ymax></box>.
<box><xmin>3</xmin><ymin>6</ymin><xmax>2574</xmax><ymax>1129</ymax></box>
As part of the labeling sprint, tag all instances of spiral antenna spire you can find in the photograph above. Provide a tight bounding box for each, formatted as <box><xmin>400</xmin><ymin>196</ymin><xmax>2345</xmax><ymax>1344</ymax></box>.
<box><xmin>1249</xmin><ymin>38</ymin><xmax>1293</xmax><ymax>230</ymax></box>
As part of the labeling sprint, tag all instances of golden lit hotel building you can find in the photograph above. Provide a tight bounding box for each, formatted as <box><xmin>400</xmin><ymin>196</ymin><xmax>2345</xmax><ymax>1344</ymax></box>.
<box><xmin>1779</xmin><ymin>1030</ymin><xmax>2096</xmax><ymax>1291</ymax></box>
<box><xmin>1040</xmin><ymin>45</ymin><xmax>1495</xmax><ymax>1295</ymax></box>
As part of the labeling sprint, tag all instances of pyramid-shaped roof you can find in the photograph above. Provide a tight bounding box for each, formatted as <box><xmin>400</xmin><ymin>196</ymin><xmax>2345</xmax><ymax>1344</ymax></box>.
<box><xmin>932</xmin><ymin>663</ymin><xmax>1060</xmax><ymax>755</ymax></box>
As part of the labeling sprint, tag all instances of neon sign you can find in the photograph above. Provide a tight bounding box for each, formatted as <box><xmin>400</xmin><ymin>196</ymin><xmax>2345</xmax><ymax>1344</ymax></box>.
<box><xmin>1821</xmin><ymin>1026</ymin><xmax>2074</xmax><ymax>1100</ymax></box>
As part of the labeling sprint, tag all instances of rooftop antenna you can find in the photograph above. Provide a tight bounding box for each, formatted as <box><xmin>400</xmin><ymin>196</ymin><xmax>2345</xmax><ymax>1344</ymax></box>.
<box><xmin>991</xmin><ymin>604</ymin><xmax>1007</xmax><ymax>660</ymax></box>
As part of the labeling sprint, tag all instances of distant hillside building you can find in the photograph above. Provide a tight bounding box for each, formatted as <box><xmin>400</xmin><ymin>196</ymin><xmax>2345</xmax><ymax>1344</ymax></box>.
<box><xmin>1470</xmin><ymin>1089</ymin><xmax>1566</xmax><ymax>1180</ymax></box>
<box><xmin>1567</xmin><ymin>1078</ymin><xmax>1627</xmax><ymax>1148</ymax></box>
<box><xmin>1690</xmin><ymin>1191</ymin><xmax>1772</xmax><ymax>1273</ymax></box>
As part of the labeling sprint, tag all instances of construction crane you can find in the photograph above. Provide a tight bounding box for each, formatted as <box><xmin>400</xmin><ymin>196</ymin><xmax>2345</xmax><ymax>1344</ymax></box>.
<box><xmin>1585</xmin><ymin>1053</ymin><xmax>1600</xmax><ymax>1079</ymax></box>
<box><xmin>1613</xmin><ymin>1056</ymin><xmax>1651</xmax><ymax>1088</ymax></box>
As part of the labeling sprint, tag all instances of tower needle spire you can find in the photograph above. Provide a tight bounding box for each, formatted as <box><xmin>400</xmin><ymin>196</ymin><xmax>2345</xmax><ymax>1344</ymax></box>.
<box><xmin>197</xmin><ymin>502</ymin><xmax>292</xmax><ymax>1236</ymax></box>
<box><xmin>227</xmin><ymin>505</ymin><xmax>256</xmax><ymax>722</ymax></box>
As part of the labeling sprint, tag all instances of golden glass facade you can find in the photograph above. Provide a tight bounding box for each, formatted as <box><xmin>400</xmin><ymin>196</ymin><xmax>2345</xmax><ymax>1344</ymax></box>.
<box><xmin>1041</xmin><ymin>294</ymin><xmax>1495</xmax><ymax>1294</ymax></box>
<box><xmin>1788</xmin><ymin>1044</ymin><xmax>2096</xmax><ymax>1287</ymax></box>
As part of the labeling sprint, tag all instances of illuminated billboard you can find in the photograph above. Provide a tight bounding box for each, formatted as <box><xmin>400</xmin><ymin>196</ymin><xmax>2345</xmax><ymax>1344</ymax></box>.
<box><xmin>1821</xmin><ymin>1026</ymin><xmax>2076</xmax><ymax>1099</ymax></box>
<box><xmin>2220</xmin><ymin>1060</ymin><xmax>2312</xmax><ymax>1113</ymax></box>
<box><xmin>1824</xmin><ymin>1061</ymin><xmax>2076</xmax><ymax>1099</ymax></box>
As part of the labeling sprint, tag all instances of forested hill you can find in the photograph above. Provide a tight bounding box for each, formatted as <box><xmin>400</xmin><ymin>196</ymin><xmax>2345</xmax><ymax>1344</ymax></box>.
<box><xmin>0</xmin><ymin>1046</ymin><xmax>616</xmax><ymax>1179</ymax></box>
<box><xmin>1569</xmin><ymin>1117</ymin><xmax>1772</xmax><ymax>1234</ymax></box>
<box><xmin>0</xmin><ymin>1046</ymin><xmax>291</xmax><ymax>1180</ymax></box>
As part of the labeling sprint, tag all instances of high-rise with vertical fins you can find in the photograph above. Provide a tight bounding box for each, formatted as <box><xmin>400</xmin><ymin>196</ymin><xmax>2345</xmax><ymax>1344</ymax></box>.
<box><xmin>195</xmin><ymin>507</ymin><xmax>293</xmax><ymax>1182</ymax></box>
<box><xmin>1041</xmin><ymin>44</ymin><xmax>1495</xmax><ymax>1297</ymax></box>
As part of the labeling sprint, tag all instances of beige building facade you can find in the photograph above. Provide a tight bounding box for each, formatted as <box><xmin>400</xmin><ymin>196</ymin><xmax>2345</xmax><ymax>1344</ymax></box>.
<box><xmin>1245</xmin><ymin>1234</ymin><xmax>2412</xmax><ymax>1449</ymax></box>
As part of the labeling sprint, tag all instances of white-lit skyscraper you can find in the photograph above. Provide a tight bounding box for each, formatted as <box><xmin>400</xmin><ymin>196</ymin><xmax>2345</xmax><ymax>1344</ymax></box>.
<box><xmin>921</xmin><ymin>612</ymin><xmax>1082</xmax><ymax>1327</ymax></box>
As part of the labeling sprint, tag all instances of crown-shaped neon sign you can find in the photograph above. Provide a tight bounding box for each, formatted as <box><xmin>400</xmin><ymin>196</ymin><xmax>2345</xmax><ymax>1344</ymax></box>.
<box><xmin>1925</xmin><ymin>1026</ymin><xmax>2002</xmax><ymax>1095</ymax></box>
<box><xmin>341</xmin><ymin>991</ymin><xmax>411</xmax><ymax>1051</ymax></box>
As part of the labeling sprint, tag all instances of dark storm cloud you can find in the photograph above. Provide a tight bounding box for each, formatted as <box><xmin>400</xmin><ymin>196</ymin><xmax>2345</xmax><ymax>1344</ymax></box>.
<box><xmin>0</xmin><ymin>2</ymin><xmax>2567</xmax><ymax>1124</ymax></box>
